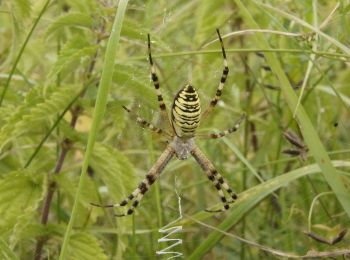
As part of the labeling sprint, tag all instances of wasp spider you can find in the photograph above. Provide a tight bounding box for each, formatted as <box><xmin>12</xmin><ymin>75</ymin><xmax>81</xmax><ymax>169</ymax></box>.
<box><xmin>92</xmin><ymin>29</ymin><xmax>245</xmax><ymax>216</ymax></box>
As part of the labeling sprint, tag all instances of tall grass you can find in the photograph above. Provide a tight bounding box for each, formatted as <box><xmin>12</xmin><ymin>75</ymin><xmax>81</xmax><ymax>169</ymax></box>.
<box><xmin>0</xmin><ymin>0</ymin><xmax>349</xmax><ymax>259</ymax></box>
<box><xmin>59</xmin><ymin>0</ymin><xmax>129</xmax><ymax>258</ymax></box>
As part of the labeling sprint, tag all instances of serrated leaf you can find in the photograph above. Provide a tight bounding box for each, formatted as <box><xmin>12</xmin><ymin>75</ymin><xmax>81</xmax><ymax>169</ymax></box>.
<box><xmin>0</xmin><ymin>237</ymin><xmax>18</xmax><ymax>260</ymax></box>
<box><xmin>90</xmin><ymin>143</ymin><xmax>136</xmax><ymax>201</ymax></box>
<box><xmin>113</xmin><ymin>64</ymin><xmax>157</xmax><ymax>108</ymax></box>
<box><xmin>9</xmin><ymin>173</ymin><xmax>47</xmax><ymax>248</ymax></box>
<box><xmin>47</xmin><ymin>39</ymin><xmax>98</xmax><ymax>83</ymax></box>
<box><xmin>0</xmin><ymin>86</ymin><xmax>44</xmax><ymax>151</ymax></box>
<box><xmin>55</xmin><ymin>170</ymin><xmax>101</xmax><ymax>224</ymax></box>
<box><xmin>0</xmin><ymin>84</ymin><xmax>82</xmax><ymax>151</ymax></box>
<box><xmin>121</xmin><ymin>18</ymin><xmax>147</xmax><ymax>39</ymax></box>
<box><xmin>45</xmin><ymin>12</ymin><xmax>94</xmax><ymax>37</ymax></box>
<box><xmin>58</xmin><ymin>119</ymin><xmax>87</xmax><ymax>143</ymax></box>
<box><xmin>0</xmin><ymin>170</ymin><xmax>44</xmax><ymax>241</ymax></box>
<box><xmin>67</xmin><ymin>232</ymin><xmax>107</xmax><ymax>260</ymax></box>
<box><xmin>24</xmin><ymin>85</ymin><xmax>82</xmax><ymax>121</ymax></box>
<box><xmin>105</xmin><ymin>100</ymin><xmax>128</xmax><ymax>136</ymax></box>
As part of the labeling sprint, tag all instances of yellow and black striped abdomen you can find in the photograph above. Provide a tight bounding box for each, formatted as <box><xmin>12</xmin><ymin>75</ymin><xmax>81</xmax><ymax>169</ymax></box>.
<box><xmin>171</xmin><ymin>85</ymin><xmax>201</xmax><ymax>138</ymax></box>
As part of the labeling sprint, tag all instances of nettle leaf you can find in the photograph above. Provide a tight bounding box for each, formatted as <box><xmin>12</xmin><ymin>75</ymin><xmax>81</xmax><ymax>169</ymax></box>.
<box><xmin>90</xmin><ymin>143</ymin><xmax>136</xmax><ymax>202</ymax></box>
<box><xmin>122</xmin><ymin>18</ymin><xmax>148</xmax><ymax>39</ymax></box>
<box><xmin>55</xmin><ymin>170</ymin><xmax>101</xmax><ymax>224</ymax></box>
<box><xmin>113</xmin><ymin>63</ymin><xmax>157</xmax><ymax>108</ymax></box>
<box><xmin>0</xmin><ymin>107</ymin><xmax>13</xmax><ymax>125</ymax></box>
<box><xmin>0</xmin><ymin>85</ymin><xmax>42</xmax><ymax>125</ymax></box>
<box><xmin>105</xmin><ymin>100</ymin><xmax>128</xmax><ymax>137</ymax></box>
<box><xmin>47</xmin><ymin>38</ymin><xmax>98</xmax><ymax>83</ymax></box>
<box><xmin>67</xmin><ymin>232</ymin><xmax>107</xmax><ymax>260</ymax></box>
<box><xmin>45</xmin><ymin>12</ymin><xmax>94</xmax><ymax>37</ymax></box>
<box><xmin>24</xmin><ymin>85</ymin><xmax>82</xmax><ymax>122</ymax></box>
<box><xmin>0</xmin><ymin>84</ymin><xmax>82</xmax><ymax>151</ymax></box>
<box><xmin>0</xmin><ymin>109</ymin><xmax>33</xmax><ymax>152</ymax></box>
<box><xmin>0</xmin><ymin>237</ymin><xmax>18</xmax><ymax>260</ymax></box>
<box><xmin>13</xmin><ymin>0</ymin><xmax>31</xmax><ymax>18</ymax></box>
<box><xmin>67</xmin><ymin>0</ymin><xmax>98</xmax><ymax>14</ymax></box>
<box><xmin>59</xmin><ymin>119</ymin><xmax>87</xmax><ymax>144</ymax></box>
<box><xmin>0</xmin><ymin>170</ymin><xmax>45</xmax><ymax>242</ymax></box>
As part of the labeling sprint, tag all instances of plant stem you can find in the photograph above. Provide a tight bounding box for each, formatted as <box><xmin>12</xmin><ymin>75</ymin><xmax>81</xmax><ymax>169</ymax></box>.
<box><xmin>33</xmin><ymin>24</ymin><xmax>103</xmax><ymax>260</ymax></box>
<box><xmin>0</xmin><ymin>0</ymin><xmax>51</xmax><ymax>106</ymax></box>
<box><xmin>33</xmin><ymin>145</ymin><xmax>70</xmax><ymax>260</ymax></box>
<box><xmin>58</xmin><ymin>1</ymin><xmax>129</xmax><ymax>258</ymax></box>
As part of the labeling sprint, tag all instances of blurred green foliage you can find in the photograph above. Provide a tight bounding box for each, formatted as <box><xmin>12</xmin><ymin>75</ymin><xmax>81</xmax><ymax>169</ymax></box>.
<box><xmin>0</xmin><ymin>0</ymin><xmax>349</xmax><ymax>259</ymax></box>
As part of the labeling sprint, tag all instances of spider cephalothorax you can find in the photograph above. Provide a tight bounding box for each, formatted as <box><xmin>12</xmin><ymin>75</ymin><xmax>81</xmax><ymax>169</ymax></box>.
<box><xmin>92</xmin><ymin>29</ymin><xmax>245</xmax><ymax>216</ymax></box>
<box><xmin>171</xmin><ymin>136</ymin><xmax>195</xmax><ymax>160</ymax></box>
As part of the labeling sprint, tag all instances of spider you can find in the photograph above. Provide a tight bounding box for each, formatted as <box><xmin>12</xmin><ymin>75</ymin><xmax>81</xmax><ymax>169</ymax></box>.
<box><xmin>91</xmin><ymin>29</ymin><xmax>245</xmax><ymax>216</ymax></box>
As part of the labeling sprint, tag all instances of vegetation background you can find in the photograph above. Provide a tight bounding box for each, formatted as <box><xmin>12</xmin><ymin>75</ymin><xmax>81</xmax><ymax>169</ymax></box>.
<box><xmin>0</xmin><ymin>0</ymin><xmax>350</xmax><ymax>259</ymax></box>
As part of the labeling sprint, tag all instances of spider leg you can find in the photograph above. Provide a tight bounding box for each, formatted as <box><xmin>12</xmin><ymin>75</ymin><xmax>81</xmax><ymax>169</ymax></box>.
<box><xmin>204</xmin><ymin>178</ymin><xmax>228</xmax><ymax>213</ymax></box>
<box><xmin>191</xmin><ymin>145</ymin><xmax>237</xmax><ymax>212</ymax></box>
<box><xmin>201</xmin><ymin>29</ymin><xmax>229</xmax><ymax>120</ymax></box>
<box><xmin>148</xmin><ymin>34</ymin><xmax>173</xmax><ymax>130</ymax></box>
<box><xmin>91</xmin><ymin>145</ymin><xmax>175</xmax><ymax>216</ymax></box>
<box><xmin>198</xmin><ymin>113</ymin><xmax>246</xmax><ymax>139</ymax></box>
<box><xmin>122</xmin><ymin>106</ymin><xmax>172</xmax><ymax>137</ymax></box>
<box><xmin>115</xmin><ymin>193</ymin><xmax>143</xmax><ymax>217</ymax></box>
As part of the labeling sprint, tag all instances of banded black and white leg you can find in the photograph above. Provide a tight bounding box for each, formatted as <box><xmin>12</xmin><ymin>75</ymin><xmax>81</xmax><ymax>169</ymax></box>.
<box><xmin>191</xmin><ymin>146</ymin><xmax>237</xmax><ymax>212</ymax></box>
<box><xmin>91</xmin><ymin>145</ymin><xmax>175</xmax><ymax>217</ymax></box>
<box><xmin>122</xmin><ymin>106</ymin><xmax>171</xmax><ymax>137</ymax></box>
<box><xmin>198</xmin><ymin>113</ymin><xmax>246</xmax><ymax>139</ymax></box>
<box><xmin>147</xmin><ymin>34</ymin><xmax>172</xmax><ymax>129</ymax></box>
<box><xmin>202</xmin><ymin>29</ymin><xmax>229</xmax><ymax>119</ymax></box>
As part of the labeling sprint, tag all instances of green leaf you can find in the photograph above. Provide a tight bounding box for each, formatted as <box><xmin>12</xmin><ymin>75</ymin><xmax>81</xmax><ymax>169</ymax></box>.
<box><xmin>121</xmin><ymin>18</ymin><xmax>147</xmax><ymax>39</ymax></box>
<box><xmin>0</xmin><ymin>170</ymin><xmax>44</xmax><ymax>241</ymax></box>
<box><xmin>55</xmin><ymin>170</ymin><xmax>101</xmax><ymax>224</ymax></box>
<box><xmin>0</xmin><ymin>85</ymin><xmax>82</xmax><ymax>151</ymax></box>
<box><xmin>47</xmin><ymin>38</ymin><xmax>98</xmax><ymax>83</ymax></box>
<box><xmin>45</xmin><ymin>12</ymin><xmax>94</xmax><ymax>37</ymax></box>
<box><xmin>90</xmin><ymin>143</ymin><xmax>136</xmax><ymax>201</ymax></box>
<box><xmin>13</xmin><ymin>0</ymin><xmax>31</xmax><ymax>17</ymax></box>
<box><xmin>256</xmin><ymin>2</ymin><xmax>350</xmax><ymax>55</ymax></box>
<box><xmin>235</xmin><ymin>0</ymin><xmax>350</xmax><ymax>219</ymax></box>
<box><xmin>113</xmin><ymin>63</ymin><xmax>159</xmax><ymax>109</ymax></box>
<box><xmin>58</xmin><ymin>119</ymin><xmax>87</xmax><ymax>144</ymax></box>
<box><xmin>0</xmin><ymin>237</ymin><xmax>18</xmax><ymax>260</ymax></box>
<box><xmin>187</xmin><ymin>160</ymin><xmax>350</xmax><ymax>259</ymax></box>
<box><xmin>0</xmin><ymin>0</ymin><xmax>51</xmax><ymax>106</ymax></box>
<box><xmin>59</xmin><ymin>1</ymin><xmax>129</xmax><ymax>257</ymax></box>
<box><xmin>24</xmin><ymin>85</ymin><xmax>83</xmax><ymax>122</ymax></box>
<box><xmin>67</xmin><ymin>232</ymin><xmax>107</xmax><ymax>260</ymax></box>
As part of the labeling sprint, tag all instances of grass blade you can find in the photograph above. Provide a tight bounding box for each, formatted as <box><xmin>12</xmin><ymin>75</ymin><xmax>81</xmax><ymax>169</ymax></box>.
<box><xmin>255</xmin><ymin>1</ymin><xmax>350</xmax><ymax>55</ymax></box>
<box><xmin>233</xmin><ymin>0</ymin><xmax>350</xmax><ymax>217</ymax></box>
<box><xmin>187</xmin><ymin>160</ymin><xmax>350</xmax><ymax>259</ymax></box>
<box><xmin>58</xmin><ymin>0</ymin><xmax>129</xmax><ymax>258</ymax></box>
<box><xmin>0</xmin><ymin>0</ymin><xmax>51</xmax><ymax>106</ymax></box>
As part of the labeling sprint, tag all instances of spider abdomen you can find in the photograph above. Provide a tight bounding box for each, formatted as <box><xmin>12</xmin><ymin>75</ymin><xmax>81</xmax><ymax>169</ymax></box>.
<box><xmin>171</xmin><ymin>85</ymin><xmax>201</xmax><ymax>138</ymax></box>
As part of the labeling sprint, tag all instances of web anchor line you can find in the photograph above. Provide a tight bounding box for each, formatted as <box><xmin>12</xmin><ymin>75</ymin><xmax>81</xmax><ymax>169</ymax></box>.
<box><xmin>156</xmin><ymin>177</ymin><xmax>183</xmax><ymax>259</ymax></box>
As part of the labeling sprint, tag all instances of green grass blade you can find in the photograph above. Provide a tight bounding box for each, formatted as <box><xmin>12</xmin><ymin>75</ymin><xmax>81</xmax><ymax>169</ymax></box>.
<box><xmin>24</xmin><ymin>88</ymin><xmax>83</xmax><ymax>168</ymax></box>
<box><xmin>234</xmin><ymin>0</ymin><xmax>350</xmax><ymax>217</ymax></box>
<box><xmin>293</xmin><ymin>0</ymin><xmax>318</xmax><ymax>117</ymax></box>
<box><xmin>187</xmin><ymin>160</ymin><xmax>350</xmax><ymax>259</ymax></box>
<box><xmin>58</xmin><ymin>0</ymin><xmax>129</xmax><ymax>259</ymax></box>
<box><xmin>255</xmin><ymin>2</ymin><xmax>350</xmax><ymax>55</ymax></box>
<box><xmin>222</xmin><ymin>138</ymin><xmax>264</xmax><ymax>183</ymax></box>
<box><xmin>130</xmin><ymin>48</ymin><xmax>350</xmax><ymax>61</ymax></box>
<box><xmin>0</xmin><ymin>0</ymin><xmax>51</xmax><ymax>106</ymax></box>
